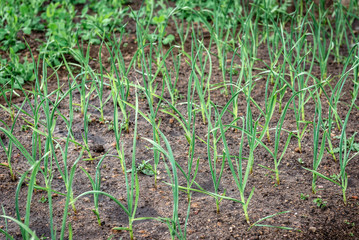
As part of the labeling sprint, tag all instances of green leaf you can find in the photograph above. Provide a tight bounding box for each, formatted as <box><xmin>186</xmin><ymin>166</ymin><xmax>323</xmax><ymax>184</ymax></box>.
<box><xmin>0</xmin><ymin>215</ymin><xmax>39</xmax><ymax>240</ymax></box>
<box><xmin>12</xmin><ymin>42</ymin><xmax>25</xmax><ymax>52</ymax></box>
<box><xmin>112</xmin><ymin>227</ymin><xmax>130</xmax><ymax>231</ymax></box>
<box><xmin>163</xmin><ymin>34</ymin><xmax>175</xmax><ymax>45</ymax></box>
<box><xmin>81</xmin><ymin>6</ymin><xmax>89</xmax><ymax>17</ymax></box>
<box><xmin>153</xmin><ymin>15</ymin><xmax>165</xmax><ymax>24</ymax></box>
<box><xmin>353</xmin><ymin>143</ymin><xmax>359</xmax><ymax>151</ymax></box>
<box><xmin>22</xmin><ymin>27</ymin><xmax>31</xmax><ymax>35</ymax></box>
<box><xmin>0</xmin><ymin>228</ymin><xmax>15</xmax><ymax>240</ymax></box>
<box><xmin>248</xmin><ymin>211</ymin><xmax>291</xmax><ymax>231</ymax></box>
<box><xmin>0</xmin><ymin>29</ymin><xmax>6</xmax><ymax>40</ymax></box>
<box><xmin>49</xmin><ymin>22</ymin><xmax>58</xmax><ymax>32</ymax></box>
<box><xmin>20</xmin><ymin>5</ymin><xmax>29</xmax><ymax>15</ymax></box>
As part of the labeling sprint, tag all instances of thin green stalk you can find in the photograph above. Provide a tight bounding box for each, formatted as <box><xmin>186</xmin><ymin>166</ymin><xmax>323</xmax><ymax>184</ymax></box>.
<box><xmin>0</xmin><ymin>99</ymin><xmax>27</xmax><ymax>181</ymax></box>
<box><xmin>80</xmin><ymin>154</ymin><xmax>108</xmax><ymax>226</ymax></box>
<box><xmin>207</xmin><ymin>104</ymin><xmax>226</xmax><ymax>213</ymax></box>
<box><xmin>311</xmin><ymin>92</ymin><xmax>327</xmax><ymax>193</ymax></box>
<box><xmin>217</xmin><ymin>111</ymin><xmax>252</xmax><ymax>223</ymax></box>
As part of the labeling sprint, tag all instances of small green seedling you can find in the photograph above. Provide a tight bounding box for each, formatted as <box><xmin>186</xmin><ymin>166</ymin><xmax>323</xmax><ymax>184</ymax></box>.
<box><xmin>162</xmin><ymin>34</ymin><xmax>175</xmax><ymax>45</ymax></box>
<box><xmin>21</xmin><ymin>125</ymin><xmax>30</xmax><ymax>132</ymax></box>
<box><xmin>38</xmin><ymin>196</ymin><xmax>47</xmax><ymax>203</ymax></box>
<box><xmin>127</xmin><ymin>160</ymin><xmax>155</xmax><ymax>176</ymax></box>
<box><xmin>344</xmin><ymin>220</ymin><xmax>355</xmax><ymax>227</ymax></box>
<box><xmin>330</xmin><ymin>174</ymin><xmax>340</xmax><ymax>181</ymax></box>
<box><xmin>313</xmin><ymin>198</ymin><xmax>327</xmax><ymax>209</ymax></box>
<box><xmin>332</xmin><ymin>133</ymin><xmax>359</xmax><ymax>153</ymax></box>
<box><xmin>106</xmin><ymin>120</ymin><xmax>115</xmax><ymax>131</ymax></box>
<box><xmin>300</xmin><ymin>193</ymin><xmax>309</xmax><ymax>200</ymax></box>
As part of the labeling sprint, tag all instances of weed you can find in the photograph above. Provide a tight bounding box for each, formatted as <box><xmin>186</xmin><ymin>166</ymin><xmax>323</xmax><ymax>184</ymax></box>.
<box><xmin>38</xmin><ymin>196</ymin><xmax>47</xmax><ymax>203</ymax></box>
<box><xmin>0</xmin><ymin>48</ymin><xmax>35</xmax><ymax>89</ymax></box>
<box><xmin>313</xmin><ymin>198</ymin><xmax>327</xmax><ymax>209</ymax></box>
<box><xmin>127</xmin><ymin>160</ymin><xmax>155</xmax><ymax>176</ymax></box>
<box><xmin>300</xmin><ymin>194</ymin><xmax>309</xmax><ymax>200</ymax></box>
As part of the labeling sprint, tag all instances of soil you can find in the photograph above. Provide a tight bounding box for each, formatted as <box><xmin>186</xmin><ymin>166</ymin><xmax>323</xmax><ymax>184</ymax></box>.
<box><xmin>1</xmin><ymin>1</ymin><xmax>359</xmax><ymax>240</ymax></box>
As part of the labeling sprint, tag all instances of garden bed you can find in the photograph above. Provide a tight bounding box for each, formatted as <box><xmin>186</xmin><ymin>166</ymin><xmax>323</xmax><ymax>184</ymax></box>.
<box><xmin>1</xmin><ymin>0</ymin><xmax>359</xmax><ymax>239</ymax></box>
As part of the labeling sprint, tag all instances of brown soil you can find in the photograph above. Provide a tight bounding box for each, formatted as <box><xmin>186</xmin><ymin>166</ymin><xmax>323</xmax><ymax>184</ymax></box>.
<box><xmin>1</xmin><ymin>1</ymin><xmax>359</xmax><ymax>240</ymax></box>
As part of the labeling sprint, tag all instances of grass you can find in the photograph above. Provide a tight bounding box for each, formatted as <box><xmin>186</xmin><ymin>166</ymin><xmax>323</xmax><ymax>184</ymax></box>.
<box><xmin>0</xmin><ymin>0</ymin><xmax>359</xmax><ymax>239</ymax></box>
